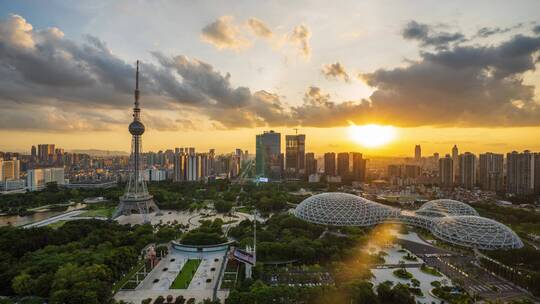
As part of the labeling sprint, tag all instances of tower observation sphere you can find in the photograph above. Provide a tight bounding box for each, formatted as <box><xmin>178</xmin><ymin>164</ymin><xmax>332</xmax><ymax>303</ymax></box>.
<box><xmin>129</xmin><ymin>120</ymin><xmax>145</xmax><ymax>135</ymax></box>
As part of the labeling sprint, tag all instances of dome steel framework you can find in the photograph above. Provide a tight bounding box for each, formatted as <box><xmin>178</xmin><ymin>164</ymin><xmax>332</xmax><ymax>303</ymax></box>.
<box><xmin>294</xmin><ymin>192</ymin><xmax>398</xmax><ymax>226</ymax></box>
<box><xmin>431</xmin><ymin>216</ymin><xmax>523</xmax><ymax>250</ymax></box>
<box><xmin>416</xmin><ymin>199</ymin><xmax>479</xmax><ymax>217</ymax></box>
<box><xmin>294</xmin><ymin>193</ymin><xmax>522</xmax><ymax>250</ymax></box>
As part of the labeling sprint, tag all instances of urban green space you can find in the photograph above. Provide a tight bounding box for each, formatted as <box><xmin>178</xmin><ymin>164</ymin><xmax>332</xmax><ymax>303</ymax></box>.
<box><xmin>112</xmin><ymin>259</ymin><xmax>147</xmax><ymax>293</ymax></box>
<box><xmin>170</xmin><ymin>259</ymin><xmax>202</xmax><ymax>289</ymax></box>
<box><xmin>1</xmin><ymin>180</ymin><xmax>539</xmax><ymax>304</ymax></box>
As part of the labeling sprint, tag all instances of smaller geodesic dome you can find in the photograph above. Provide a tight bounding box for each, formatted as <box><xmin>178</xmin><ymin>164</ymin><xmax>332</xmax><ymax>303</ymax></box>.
<box><xmin>416</xmin><ymin>199</ymin><xmax>479</xmax><ymax>217</ymax></box>
<box><xmin>431</xmin><ymin>216</ymin><xmax>523</xmax><ymax>250</ymax></box>
<box><xmin>294</xmin><ymin>192</ymin><xmax>398</xmax><ymax>226</ymax></box>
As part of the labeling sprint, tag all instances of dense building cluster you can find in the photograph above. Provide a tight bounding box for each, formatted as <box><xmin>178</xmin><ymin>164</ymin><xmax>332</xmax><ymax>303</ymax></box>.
<box><xmin>387</xmin><ymin>145</ymin><xmax>540</xmax><ymax>197</ymax></box>
<box><xmin>255</xmin><ymin>130</ymin><xmax>367</xmax><ymax>183</ymax></box>
<box><xmin>294</xmin><ymin>192</ymin><xmax>523</xmax><ymax>250</ymax></box>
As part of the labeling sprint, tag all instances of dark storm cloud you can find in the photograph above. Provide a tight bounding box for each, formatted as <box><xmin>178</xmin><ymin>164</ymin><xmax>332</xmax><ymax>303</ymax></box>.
<box><xmin>402</xmin><ymin>21</ymin><xmax>465</xmax><ymax>49</ymax></box>
<box><xmin>534</xmin><ymin>25</ymin><xmax>540</xmax><ymax>35</ymax></box>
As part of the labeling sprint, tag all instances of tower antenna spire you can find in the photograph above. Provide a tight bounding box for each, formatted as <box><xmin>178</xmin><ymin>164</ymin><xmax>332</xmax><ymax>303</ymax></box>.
<box><xmin>114</xmin><ymin>59</ymin><xmax>160</xmax><ymax>222</ymax></box>
<box><xmin>134</xmin><ymin>60</ymin><xmax>140</xmax><ymax>111</ymax></box>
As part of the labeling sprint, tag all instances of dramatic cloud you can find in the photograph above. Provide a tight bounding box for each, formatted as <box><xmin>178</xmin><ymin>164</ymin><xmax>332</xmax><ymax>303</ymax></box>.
<box><xmin>290</xmin><ymin>87</ymin><xmax>371</xmax><ymax>127</ymax></box>
<box><xmin>322</xmin><ymin>62</ymin><xmax>350</xmax><ymax>82</ymax></box>
<box><xmin>247</xmin><ymin>18</ymin><xmax>273</xmax><ymax>38</ymax></box>
<box><xmin>361</xmin><ymin>34</ymin><xmax>540</xmax><ymax>127</ymax></box>
<box><xmin>402</xmin><ymin>21</ymin><xmax>465</xmax><ymax>49</ymax></box>
<box><xmin>200</xmin><ymin>16</ymin><xmax>250</xmax><ymax>50</ymax></box>
<box><xmin>3</xmin><ymin>13</ymin><xmax>540</xmax><ymax>133</ymax></box>
<box><xmin>289</xmin><ymin>24</ymin><xmax>311</xmax><ymax>58</ymax></box>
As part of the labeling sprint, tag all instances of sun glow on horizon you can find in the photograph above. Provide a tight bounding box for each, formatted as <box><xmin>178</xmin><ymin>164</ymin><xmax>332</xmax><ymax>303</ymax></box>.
<box><xmin>348</xmin><ymin>124</ymin><xmax>397</xmax><ymax>148</ymax></box>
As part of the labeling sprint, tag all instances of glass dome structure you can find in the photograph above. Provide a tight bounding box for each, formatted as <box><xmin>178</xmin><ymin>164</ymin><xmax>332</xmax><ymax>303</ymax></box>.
<box><xmin>294</xmin><ymin>193</ymin><xmax>523</xmax><ymax>250</ymax></box>
<box><xmin>431</xmin><ymin>216</ymin><xmax>523</xmax><ymax>250</ymax></box>
<box><xmin>294</xmin><ymin>192</ymin><xmax>398</xmax><ymax>226</ymax></box>
<box><xmin>416</xmin><ymin>199</ymin><xmax>479</xmax><ymax>217</ymax></box>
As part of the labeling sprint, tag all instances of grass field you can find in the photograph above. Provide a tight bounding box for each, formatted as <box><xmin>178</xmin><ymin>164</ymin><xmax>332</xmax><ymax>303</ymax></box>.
<box><xmin>78</xmin><ymin>206</ymin><xmax>116</xmax><ymax>218</ymax></box>
<box><xmin>112</xmin><ymin>259</ymin><xmax>147</xmax><ymax>293</ymax></box>
<box><xmin>170</xmin><ymin>259</ymin><xmax>202</xmax><ymax>289</ymax></box>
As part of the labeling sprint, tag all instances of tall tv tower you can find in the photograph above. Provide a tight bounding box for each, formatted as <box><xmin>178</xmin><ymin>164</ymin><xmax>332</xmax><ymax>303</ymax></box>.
<box><xmin>113</xmin><ymin>61</ymin><xmax>160</xmax><ymax>222</ymax></box>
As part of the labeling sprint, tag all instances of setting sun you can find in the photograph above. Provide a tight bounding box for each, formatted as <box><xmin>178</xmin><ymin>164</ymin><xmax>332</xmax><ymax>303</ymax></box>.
<box><xmin>348</xmin><ymin>124</ymin><xmax>397</xmax><ymax>148</ymax></box>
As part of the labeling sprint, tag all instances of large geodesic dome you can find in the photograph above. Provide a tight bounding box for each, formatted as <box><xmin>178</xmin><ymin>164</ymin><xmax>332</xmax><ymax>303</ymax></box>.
<box><xmin>294</xmin><ymin>192</ymin><xmax>397</xmax><ymax>226</ymax></box>
<box><xmin>431</xmin><ymin>216</ymin><xmax>524</xmax><ymax>250</ymax></box>
<box><xmin>416</xmin><ymin>199</ymin><xmax>479</xmax><ymax>217</ymax></box>
<box><xmin>293</xmin><ymin>193</ymin><xmax>523</xmax><ymax>250</ymax></box>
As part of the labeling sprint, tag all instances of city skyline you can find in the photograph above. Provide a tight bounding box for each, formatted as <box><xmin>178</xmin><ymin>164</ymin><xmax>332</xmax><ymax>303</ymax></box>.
<box><xmin>1</xmin><ymin>3</ymin><xmax>540</xmax><ymax>304</ymax></box>
<box><xmin>1</xmin><ymin>1</ymin><xmax>540</xmax><ymax>155</ymax></box>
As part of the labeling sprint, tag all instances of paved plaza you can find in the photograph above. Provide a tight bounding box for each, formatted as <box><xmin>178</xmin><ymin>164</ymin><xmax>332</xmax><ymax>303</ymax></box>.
<box><xmin>116</xmin><ymin>209</ymin><xmax>250</xmax><ymax>230</ymax></box>
<box><xmin>115</xmin><ymin>245</ymin><xmax>230</xmax><ymax>303</ymax></box>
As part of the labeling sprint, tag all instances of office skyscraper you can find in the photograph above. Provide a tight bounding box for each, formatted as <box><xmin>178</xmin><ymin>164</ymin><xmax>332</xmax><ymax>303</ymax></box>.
<box><xmin>506</xmin><ymin>151</ymin><xmax>535</xmax><ymax>195</ymax></box>
<box><xmin>337</xmin><ymin>152</ymin><xmax>349</xmax><ymax>178</ymax></box>
<box><xmin>114</xmin><ymin>61</ymin><xmax>159</xmax><ymax>219</ymax></box>
<box><xmin>324</xmin><ymin>152</ymin><xmax>336</xmax><ymax>176</ymax></box>
<box><xmin>459</xmin><ymin>152</ymin><xmax>477</xmax><ymax>189</ymax></box>
<box><xmin>414</xmin><ymin>145</ymin><xmax>421</xmax><ymax>161</ymax></box>
<box><xmin>439</xmin><ymin>154</ymin><xmax>453</xmax><ymax>188</ymax></box>
<box><xmin>479</xmin><ymin>153</ymin><xmax>504</xmax><ymax>192</ymax></box>
<box><xmin>255</xmin><ymin>130</ymin><xmax>282</xmax><ymax>179</ymax></box>
<box><xmin>285</xmin><ymin>134</ymin><xmax>306</xmax><ymax>177</ymax></box>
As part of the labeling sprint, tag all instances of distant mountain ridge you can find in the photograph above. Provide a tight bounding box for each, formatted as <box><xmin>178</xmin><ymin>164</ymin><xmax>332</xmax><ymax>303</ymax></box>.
<box><xmin>69</xmin><ymin>149</ymin><xmax>129</xmax><ymax>156</ymax></box>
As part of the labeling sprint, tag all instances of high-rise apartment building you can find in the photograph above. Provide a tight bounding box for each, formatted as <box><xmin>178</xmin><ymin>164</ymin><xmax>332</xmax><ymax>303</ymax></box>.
<box><xmin>305</xmin><ymin>153</ymin><xmax>317</xmax><ymax>176</ymax></box>
<box><xmin>414</xmin><ymin>145</ymin><xmax>421</xmax><ymax>161</ymax></box>
<box><xmin>26</xmin><ymin>167</ymin><xmax>65</xmax><ymax>191</ymax></box>
<box><xmin>506</xmin><ymin>151</ymin><xmax>535</xmax><ymax>195</ymax></box>
<box><xmin>285</xmin><ymin>134</ymin><xmax>306</xmax><ymax>177</ymax></box>
<box><xmin>255</xmin><ymin>130</ymin><xmax>282</xmax><ymax>179</ymax></box>
<box><xmin>337</xmin><ymin>152</ymin><xmax>349</xmax><ymax>178</ymax></box>
<box><xmin>459</xmin><ymin>152</ymin><xmax>477</xmax><ymax>189</ymax></box>
<box><xmin>351</xmin><ymin>152</ymin><xmax>366</xmax><ymax>182</ymax></box>
<box><xmin>0</xmin><ymin>158</ymin><xmax>20</xmax><ymax>181</ymax></box>
<box><xmin>478</xmin><ymin>153</ymin><xmax>504</xmax><ymax>192</ymax></box>
<box><xmin>439</xmin><ymin>154</ymin><xmax>453</xmax><ymax>188</ymax></box>
<box><xmin>37</xmin><ymin>144</ymin><xmax>55</xmax><ymax>163</ymax></box>
<box><xmin>173</xmin><ymin>151</ymin><xmax>186</xmax><ymax>182</ymax></box>
<box><xmin>535</xmin><ymin>153</ymin><xmax>540</xmax><ymax>194</ymax></box>
<box><xmin>324</xmin><ymin>152</ymin><xmax>336</xmax><ymax>176</ymax></box>
<box><xmin>452</xmin><ymin>145</ymin><xmax>459</xmax><ymax>183</ymax></box>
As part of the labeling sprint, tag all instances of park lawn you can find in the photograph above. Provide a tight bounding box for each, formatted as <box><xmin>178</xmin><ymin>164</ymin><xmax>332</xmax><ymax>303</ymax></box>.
<box><xmin>170</xmin><ymin>259</ymin><xmax>202</xmax><ymax>289</ymax></box>
<box><xmin>78</xmin><ymin>206</ymin><xmax>116</xmax><ymax>218</ymax></box>
<box><xmin>112</xmin><ymin>259</ymin><xmax>147</xmax><ymax>293</ymax></box>
<box><xmin>420</xmin><ymin>265</ymin><xmax>442</xmax><ymax>277</ymax></box>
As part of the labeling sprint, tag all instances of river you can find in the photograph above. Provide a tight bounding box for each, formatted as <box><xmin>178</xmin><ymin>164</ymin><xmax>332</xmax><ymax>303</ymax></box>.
<box><xmin>0</xmin><ymin>203</ymin><xmax>87</xmax><ymax>227</ymax></box>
